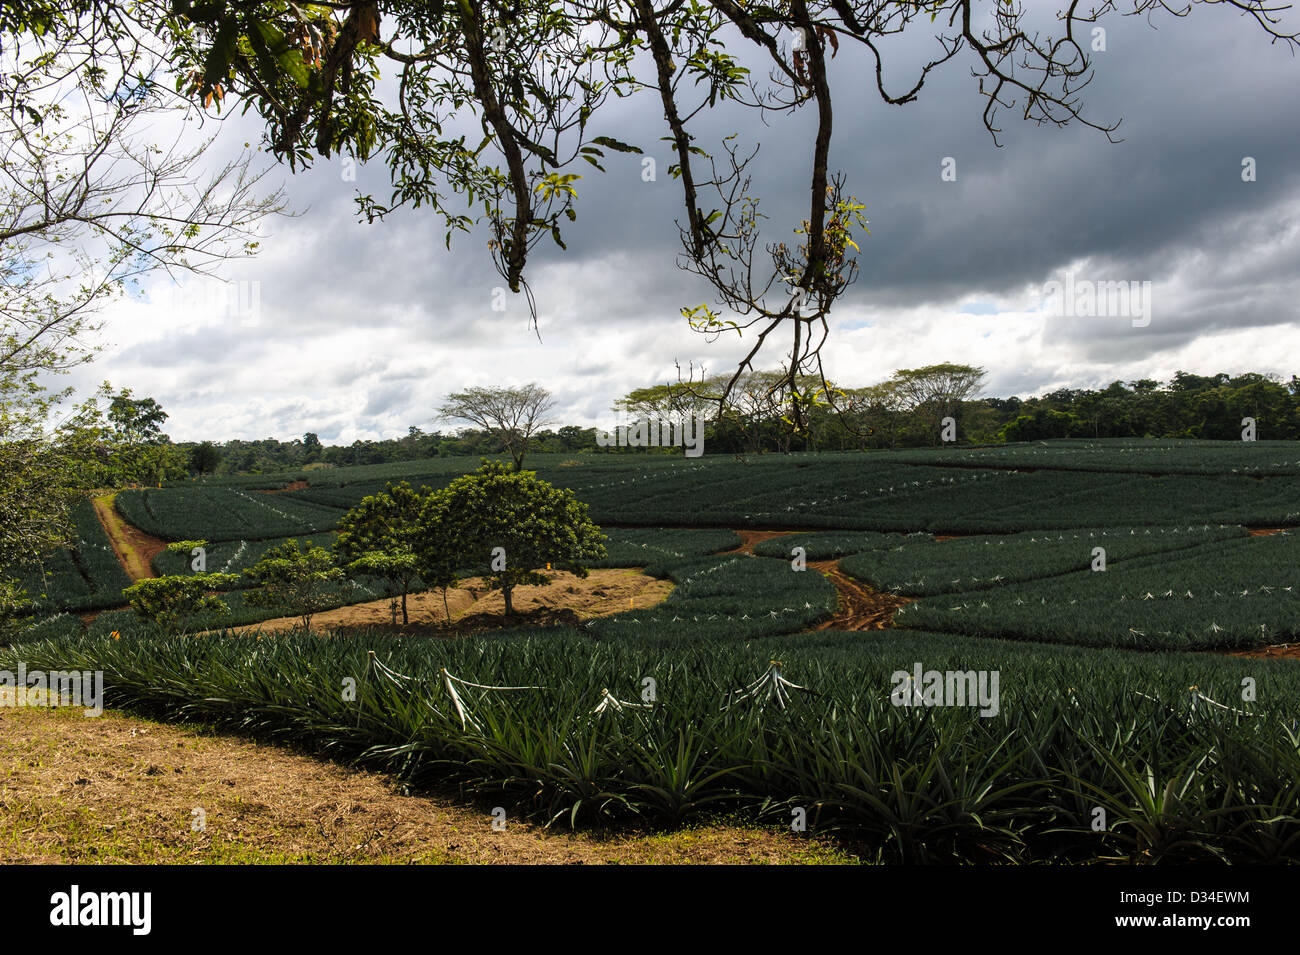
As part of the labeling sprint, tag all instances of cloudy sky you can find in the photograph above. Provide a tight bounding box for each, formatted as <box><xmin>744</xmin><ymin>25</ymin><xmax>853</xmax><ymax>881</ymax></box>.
<box><xmin>72</xmin><ymin>4</ymin><xmax>1300</xmax><ymax>443</ymax></box>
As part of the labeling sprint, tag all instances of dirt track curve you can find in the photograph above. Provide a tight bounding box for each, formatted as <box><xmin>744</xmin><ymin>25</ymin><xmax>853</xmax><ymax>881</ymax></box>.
<box><xmin>92</xmin><ymin>492</ymin><xmax>166</xmax><ymax>582</ymax></box>
<box><xmin>729</xmin><ymin>530</ymin><xmax>911</xmax><ymax>631</ymax></box>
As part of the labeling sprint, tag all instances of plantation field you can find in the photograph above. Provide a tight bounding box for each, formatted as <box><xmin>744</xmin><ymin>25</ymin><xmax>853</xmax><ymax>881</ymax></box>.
<box><xmin>269</xmin><ymin>454</ymin><xmax>1300</xmax><ymax>532</ymax></box>
<box><xmin>840</xmin><ymin>525</ymin><xmax>1248</xmax><ymax>597</ymax></box>
<box><xmin>6</xmin><ymin>439</ymin><xmax>1300</xmax><ymax>863</ymax></box>
<box><xmin>8</xmin><ymin>442</ymin><xmax>1300</xmax><ymax>650</ymax></box>
<box><xmin>115</xmin><ymin>486</ymin><xmax>346</xmax><ymax>542</ymax></box>
<box><xmin>898</xmin><ymin>530</ymin><xmax>1300</xmax><ymax>651</ymax></box>
<box><xmin>9</xmin><ymin>500</ymin><xmax>132</xmax><ymax>613</ymax></box>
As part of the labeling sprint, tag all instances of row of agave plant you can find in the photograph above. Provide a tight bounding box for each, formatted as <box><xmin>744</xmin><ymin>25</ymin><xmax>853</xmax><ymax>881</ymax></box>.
<box><xmin>7</xmin><ymin>626</ymin><xmax>1299</xmax><ymax>863</ymax></box>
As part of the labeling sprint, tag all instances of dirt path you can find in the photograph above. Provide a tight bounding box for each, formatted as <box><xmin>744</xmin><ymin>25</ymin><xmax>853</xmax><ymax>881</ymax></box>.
<box><xmin>729</xmin><ymin>529</ymin><xmax>799</xmax><ymax>555</ymax></box>
<box><xmin>219</xmin><ymin>568</ymin><xmax>675</xmax><ymax>637</ymax></box>
<box><xmin>808</xmin><ymin>560</ymin><xmax>913</xmax><ymax>630</ymax></box>
<box><xmin>92</xmin><ymin>493</ymin><xmax>166</xmax><ymax>582</ymax></box>
<box><xmin>258</xmin><ymin>480</ymin><xmax>309</xmax><ymax>494</ymax></box>
<box><xmin>0</xmin><ymin>703</ymin><xmax>853</xmax><ymax>865</ymax></box>
<box><xmin>1222</xmin><ymin>643</ymin><xmax>1300</xmax><ymax>661</ymax></box>
<box><xmin>726</xmin><ymin>530</ymin><xmax>911</xmax><ymax>630</ymax></box>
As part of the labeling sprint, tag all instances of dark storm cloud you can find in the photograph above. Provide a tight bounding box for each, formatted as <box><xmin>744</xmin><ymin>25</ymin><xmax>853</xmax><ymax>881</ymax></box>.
<box><xmin>88</xmin><ymin>4</ymin><xmax>1300</xmax><ymax>440</ymax></box>
<box><xmin>236</xmin><ymin>4</ymin><xmax>1300</xmax><ymax>335</ymax></box>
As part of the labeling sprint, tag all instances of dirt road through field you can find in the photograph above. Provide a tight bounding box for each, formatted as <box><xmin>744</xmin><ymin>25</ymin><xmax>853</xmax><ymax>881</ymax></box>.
<box><xmin>808</xmin><ymin>560</ymin><xmax>913</xmax><ymax>630</ymax></box>
<box><xmin>727</xmin><ymin>530</ymin><xmax>912</xmax><ymax>630</ymax></box>
<box><xmin>92</xmin><ymin>493</ymin><xmax>166</xmax><ymax>582</ymax></box>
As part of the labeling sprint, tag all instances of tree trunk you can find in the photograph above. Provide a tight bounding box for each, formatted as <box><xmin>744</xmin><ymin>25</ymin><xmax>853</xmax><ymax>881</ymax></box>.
<box><xmin>401</xmin><ymin>588</ymin><xmax>409</xmax><ymax>625</ymax></box>
<box><xmin>503</xmin><ymin>584</ymin><xmax>513</xmax><ymax>617</ymax></box>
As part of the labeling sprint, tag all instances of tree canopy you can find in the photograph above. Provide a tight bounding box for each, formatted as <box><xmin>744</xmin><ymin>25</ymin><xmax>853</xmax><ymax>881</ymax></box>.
<box><xmin>417</xmin><ymin>460</ymin><xmax>606</xmax><ymax>616</ymax></box>
<box><xmin>438</xmin><ymin>384</ymin><xmax>556</xmax><ymax>471</ymax></box>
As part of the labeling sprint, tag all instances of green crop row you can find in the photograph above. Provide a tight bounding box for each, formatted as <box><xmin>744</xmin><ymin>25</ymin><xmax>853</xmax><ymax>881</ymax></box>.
<box><xmin>86</xmin><ymin>573</ymin><xmax>399</xmax><ymax>638</ymax></box>
<box><xmin>7</xmin><ymin>625</ymin><xmax>1297</xmax><ymax>862</ymax></box>
<box><xmin>887</xmin><ymin>439</ymin><xmax>1300</xmax><ymax>476</ymax></box>
<box><xmin>897</xmin><ymin>532</ymin><xmax>1300</xmax><ymax>650</ymax></box>
<box><xmin>841</xmin><ymin>525</ymin><xmax>1248</xmax><ymax>597</ymax></box>
<box><xmin>751</xmin><ymin>531</ymin><xmax>916</xmax><ymax>560</ymax></box>
<box><xmin>5</xmin><ymin>499</ymin><xmax>132</xmax><ymax>613</ymax></box>
<box><xmin>150</xmin><ymin>534</ymin><xmax>340</xmax><ymax>582</ymax></box>
<box><xmin>116</xmin><ymin>487</ymin><xmax>346</xmax><ymax>542</ymax></box>
<box><xmin>588</xmin><ymin>528</ymin><xmax>739</xmax><ymax>567</ymax></box>
<box><xmin>586</xmin><ymin>553</ymin><xmax>836</xmax><ymax>642</ymax></box>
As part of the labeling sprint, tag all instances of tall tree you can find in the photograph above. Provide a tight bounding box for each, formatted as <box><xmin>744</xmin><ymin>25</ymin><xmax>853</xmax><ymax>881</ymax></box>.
<box><xmin>438</xmin><ymin>384</ymin><xmax>556</xmax><ymax>471</ymax></box>
<box><xmin>0</xmin><ymin>8</ymin><xmax>281</xmax><ymax>585</ymax></box>
<box><xmin>108</xmin><ymin>391</ymin><xmax>169</xmax><ymax>445</ymax></box>
<box><xmin>892</xmin><ymin>364</ymin><xmax>987</xmax><ymax>444</ymax></box>
<box><xmin>334</xmin><ymin>481</ymin><xmax>428</xmax><ymax>625</ymax></box>
<box><xmin>244</xmin><ymin>539</ymin><xmax>345</xmax><ymax>631</ymax></box>
<box><xmin>189</xmin><ymin>441</ymin><xmax>223</xmax><ymax>475</ymax></box>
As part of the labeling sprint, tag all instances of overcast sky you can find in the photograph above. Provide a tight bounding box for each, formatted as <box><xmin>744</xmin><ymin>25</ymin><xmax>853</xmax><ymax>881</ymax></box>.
<box><xmin>72</xmin><ymin>5</ymin><xmax>1300</xmax><ymax>444</ymax></box>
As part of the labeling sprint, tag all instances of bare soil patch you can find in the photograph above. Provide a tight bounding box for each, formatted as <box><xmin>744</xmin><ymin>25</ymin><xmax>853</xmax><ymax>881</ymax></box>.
<box><xmin>0</xmin><ymin>703</ymin><xmax>854</xmax><ymax>864</ymax></box>
<box><xmin>92</xmin><ymin>493</ymin><xmax>166</xmax><ymax>582</ymax></box>
<box><xmin>221</xmin><ymin>568</ymin><xmax>674</xmax><ymax>637</ymax></box>
<box><xmin>809</xmin><ymin>559</ymin><xmax>913</xmax><ymax>631</ymax></box>
<box><xmin>1222</xmin><ymin>643</ymin><xmax>1300</xmax><ymax>661</ymax></box>
<box><xmin>1247</xmin><ymin>527</ymin><xmax>1290</xmax><ymax>537</ymax></box>
<box><xmin>730</xmin><ymin>529</ymin><xmax>800</xmax><ymax>555</ymax></box>
<box><xmin>258</xmin><ymin>480</ymin><xmax>310</xmax><ymax>494</ymax></box>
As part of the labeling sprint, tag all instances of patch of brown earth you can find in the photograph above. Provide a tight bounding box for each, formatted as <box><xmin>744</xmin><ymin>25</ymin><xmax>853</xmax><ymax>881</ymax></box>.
<box><xmin>1221</xmin><ymin>643</ymin><xmax>1300</xmax><ymax>661</ymax></box>
<box><xmin>258</xmin><ymin>480</ymin><xmax>310</xmax><ymax>494</ymax></box>
<box><xmin>221</xmin><ymin>568</ymin><xmax>674</xmax><ymax>637</ymax></box>
<box><xmin>1247</xmin><ymin>527</ymin><xmax>1290</xmax><ymax>537</ymax></box>
<box><xmin>725</xmin><ymin>530</ymin><xmax>910</xmax><ymax>631</ymax></box>
<box><xmin>0</xmin><ymin>703</ymin><xmax>854</xmax><ymax>864</ymax></box>
<box><xmin>731</xmin><ymin>530</ymin><xmax>801</xmax><ymax>555</ymax></box>
<box><xmin>808</xmin><ymin>559</ymin><xmax>913</xmax><ymax>631</ymax></box>
<box><xmin>92</xmin><ymin>493</ymin><xmax>166</xmax><ymax>582</ymax></box>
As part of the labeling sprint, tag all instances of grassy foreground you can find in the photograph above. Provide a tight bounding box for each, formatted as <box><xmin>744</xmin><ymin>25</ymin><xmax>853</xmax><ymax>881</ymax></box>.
<box><xmin>7</xmin><ymin>625</ymin><xmax>1298</xmax><ymax>864</ymax></box>
<box><xmin>0</xmin><ymin>701</ymin><xmax>855</xmax><ymax>864</ymax></box>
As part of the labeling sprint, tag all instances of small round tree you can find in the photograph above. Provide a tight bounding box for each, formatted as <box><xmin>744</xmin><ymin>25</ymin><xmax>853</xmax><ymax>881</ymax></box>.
<box><xmin>419</xmin><ymin>460</ymin><xmax>605</xmax><ymax>619</ymax></box>
<box><xmin>334</xmin><ymin>481</ymin><xmax>428</xmax><ymax>626</ymax></box>
<box><xmin>123</xmin><ymin>573</ymin><xmax>239</xmax><ymax>634</ymax></box>
<box><xmin>243</xmin><ymin>539</ymin><xmax>344</xmax><ymax>631</ymax></box>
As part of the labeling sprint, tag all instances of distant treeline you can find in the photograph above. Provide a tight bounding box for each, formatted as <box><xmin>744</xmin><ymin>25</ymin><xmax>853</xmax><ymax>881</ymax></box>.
<box><xmin>983</xmin><ymin>371</ymin><xmax>1300</xmax><ymax>443</ymax></box>
<box><xmin>178</xmin><ymin>370</ymin><xmax>1300</xmax><ymax>474</ymax></box>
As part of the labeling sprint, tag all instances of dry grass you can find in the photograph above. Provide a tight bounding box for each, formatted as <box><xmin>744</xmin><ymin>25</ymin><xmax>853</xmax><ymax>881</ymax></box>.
<box><xmin>220</xmin><ymin>568</ymin><xmax>675</xmax><ymax>637</ymax></box>
<box><xmin>0</xmin><ymin>703</ymin><xmax>859</xmax><ymax>865</ymax></box>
